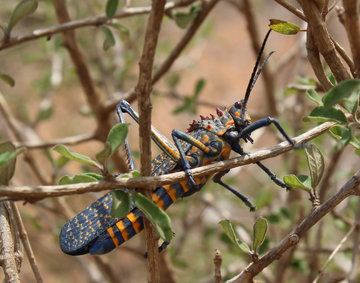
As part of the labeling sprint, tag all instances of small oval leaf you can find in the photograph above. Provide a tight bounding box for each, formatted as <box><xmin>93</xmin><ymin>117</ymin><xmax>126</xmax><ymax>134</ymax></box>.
<box><xmin>304</xmin><ymin>143</ymin><xmax>325</xmax><ymax>189</ymax></box>
<box><xmin>52</xmin><ymin>144</ymin><xmax>100</xmax><ymax>168</ymax></box>
<box><xmin>132</xmin><ymin>192</ymin><xmax>172</xmax><ymax>241</ymax></box>
<box><xmin>0</xmin><ymin>142</ymin><xmax>25</xmax><ymax>185</ymax></box>
<box><xmin>218</xmin><ymin>219</ymin><xmax>251</xmax><ymax>254</ymax></box>
<box><xmin>106</xmin><ymin>0</ymin><xmax>119</xmax><ymax>18</ymax></box>
<box><xmin>330</xmin><ymin>125</ymin><xmax>352</xmax><ymax>147</ymax></box>
<box><xmin>107</xmin><ymin>123</ymin><xmax>129</xmax><ymax>155</ymax></box>
<box><xmin>110</xmin><ymin>190</ymin><xmax>131</xmax><ymax>219</ymax></box>
<box><xmin>283</xmin><ymin>174</ymin><xmax>312</xmax><ymax>192</ymax></box>
<box><xmin>8</xmin><ymin>0</ymin><xmax>38</xmax><ymax>31</ymax></box>
<box><xmin>109</xmin><ymin>23</ymin><xmax>130</xmax><ymax>40</ymax></box>
<box><xmin>269</xmin><ymin>19</ymin><xmax>300</xmax><ymax>35</ymax></box>
<box><xmin>101</xmin><ymin>26</ymin><xmax>116</xmax><ymax>51</ymax></box>
<box><xmin>58</xmin><ymin>174</ymin><xmax>98</xmax><ymax>185</ymax></box>
<box><xmin>252</xmin><ymin>217</ymin><xmax>268</xmax><ymax>253</ymax></box>
<box><xmin>0</xmin><ymin>72</ymin><xmax>15</xmax><ymax>87</ymax></box>
<box><xmin>303</xmin><ymin>106</ymin><xmax>347</xmax><ymax>124</ymax></box>
<box><xmin>306</xmin><ymin>88</ymin><xmax>323</xmax><ymax>106</ymax></box>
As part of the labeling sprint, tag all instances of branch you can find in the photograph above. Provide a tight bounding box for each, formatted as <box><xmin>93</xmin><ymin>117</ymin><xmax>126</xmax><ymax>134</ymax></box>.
<box><xmin>135</xmin><ymin>0</ymin><xmax>166</xmax><ymax>280</ymax></box>
<box><xmin>0</xmin><ymin>0</ymin><xmax>196</xmax><ymax>51</ymax></box>
<box><xmin>343</xmin><ymin>0</ymin><xmax>360</xmax><ymax>78</ymax></box>
<box><xmin>226</xmin><ymin>170</ymin><xmax>360</xmax><ymax>283</ymax></box>
<box><xmin>0</xmin><ymin>121</ymin><xmax>335</xmax><ymax>200</ymax></box>
<box><xmin>0</xmin><ymin>204</ymin><xmax>20</xmax><ymax>282</ymax></box>
<box><xmin>13</xmin><ymin>131</ymin><xmax>96</xmax><ymax>149</ymax></box>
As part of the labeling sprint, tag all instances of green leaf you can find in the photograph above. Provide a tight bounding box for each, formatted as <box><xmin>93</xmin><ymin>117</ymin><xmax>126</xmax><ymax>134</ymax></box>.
<box><xmin>132</xmin><ymin>192</ymin><xmax>172</xmax><ymax>241</ymax></box>
<box><xmin>130</xmin><ymin>170</ymin><xmax>141</xmax><ymax>178</ymax></box>
<box><xmin>0</xmin><ymin>147</ymin><xmax>26</xmax><ymax>167</ymax></box>
<box><xmin>305</xmin><ymin>143</ymin><xmax>325</xmax><ymax>189</ymax></box>
<box><xmin>283</xmin><ymin>174</ymin><xmax>312</xmax><ymax>192</ymax></box>
<box><xmin>303</xmin><ymin>106</ymin><xmax>347</xmax><ymax>124</ymax></box>
<box><xmin>101</xmin><ymin>26</ymin><xmax>116</xmax><ymax>51</ymax></box>
<box><xmin>255</xmin><ymin>188</ymin><xmax>272</xmax><ymax>210</ymax></box>
<box><xmin>108</xmin><ymin>23</ymin><xmax>130</xmax><ymax>40</ymax></box>
<box><xmin>7</xmin><ymin>0</ymin><xmax>38</xmax><ymax>32</ymax></box>
<box><xmin>218</xmin><ymin>219</ymin><xmax>251</xmax><ymax>254</ymax></box>
<box><xmin>322</xmin><ymin>79</ymin><xmax>360</xmax><ymax>109</ymax></box>
<box><xmin>0</xmin><ymin>72</ymin><xmax>15</xmax><ymax>87</ymax></box>
<box><xmin>306</xmin><ymin>88</ymin><xmax>323</xmax><ymax>106</ymax></box>
<box><xmin>84</xmin><ymin>172</ymin><xmax>104</xmax><ymax>180</ymax></box>
<box><xmin>174</xmin><ymin>13</ymin><xmax>198</xmax><ymax>29</ymax></box>
<box><xmin>330</xmin><ymin>125</ymin><xmax>352</xmax><ymax>147</ymax></box>
<box><xmin>58</xmin><ymin>173</ymin><xmax>98</xmax><ymax>185</ymax></box>
<box><xmin>173</xmin><ymin>5</ymin><xmax>201</xmax><ymax>29</ymax></box>
<box><xmin>343</xmin><ymin>100</ymin><xmax>359</xmax><ymax>117</ymax></box>
<box><xmin>95</xmin><ymin>142</ymin><xmax>112</xmax><ymax>166</ymax></box>
<box><xmin>194</xmin><ymin>78</ymin><xmax>205</xmax><ymax>99</ymax></box>
<box><xmin>355</xmin><ymin>149</ymin><xmax>360</xmax><ymax>157</ymax></box>
<box><xmin>269</xmin><ymin>19</ymin><xmax>300</xmax><ymax>35</ymax></box>
<box><xmin>107</xmin><ymin>123</ymin><xmax>129</xmax><ymax>155</ymax></box>
<box><xmin>0</xmin><ymin>142</ymin><xmax>25</xmax><ymax>185</ymax></box>
<box><xmin>110</xmin><ymin>190</ymin><xmax>131</xmax><ymax>218</ymax></box>
<box><xmin>55</xmin><ymin>156</ymin><xmax>69</xmax><ymax>169</ymax></box>
<box><xmin>252</xmin><ymin>217</ymin><xmax>268</xmax><ymax>253</ymax></box>
<box><xmin>53</xmin><ymin>144</ymin><xmax>100</xmax><ymax>168</ymax></box>
<box><xmin>106</xmin><ymin>0</ymin><xmax>119</xmax><ymax>18</ymax></box>
<box><xmin>349</xmin><ymin>137</ymin><xmax>360</xmax><ymax>150</ymax></box>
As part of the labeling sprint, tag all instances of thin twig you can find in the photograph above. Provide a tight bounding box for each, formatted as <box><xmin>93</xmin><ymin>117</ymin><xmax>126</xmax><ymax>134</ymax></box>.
<box><xmin>273</xmin><ymin>0</ymin><xmax>306</xmax><ymax>21</ymax></box>
<box><xmin>348</xmin><ymin>198</ymin><xmax>360</xmax><ymax>283</ymax></box>
<box><xmin>0</xmin><ymin>121</ymin><xmax>336</xmax><ymax>200</ymax></box>
<box><xmin>13</xmin><ymin>131</ymin><xmax>96</xmax><ymax>149</ymax></box>
<box><xmin>9</xmin><ymin>202</ymin><xmax>44</xmax><ymax>283</ymax></box>
<box><xmin>312</xmin><ymin>224</ymin><xmax>356</xmax><ymax>283</ymax></box>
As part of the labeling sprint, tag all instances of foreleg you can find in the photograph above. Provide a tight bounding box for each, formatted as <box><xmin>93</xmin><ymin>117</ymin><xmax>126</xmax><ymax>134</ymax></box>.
<box><xmin>239</xmin><ymin>117</ymin><xmax>294</xmax><ymax>146</ymax></box>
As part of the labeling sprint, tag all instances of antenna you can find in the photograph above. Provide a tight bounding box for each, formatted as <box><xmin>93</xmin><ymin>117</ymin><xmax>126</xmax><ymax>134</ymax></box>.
<box><xmin>243</xmin><ymin>29</ymin><xmax>273</xmax><ymax>104</ymax></box>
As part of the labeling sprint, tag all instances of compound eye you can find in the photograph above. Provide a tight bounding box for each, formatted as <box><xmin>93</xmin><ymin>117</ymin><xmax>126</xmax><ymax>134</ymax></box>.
<box><xmin>234</xmin><ymin>101</ymin><xmax>242</xmax><ymax>109</ymax></box>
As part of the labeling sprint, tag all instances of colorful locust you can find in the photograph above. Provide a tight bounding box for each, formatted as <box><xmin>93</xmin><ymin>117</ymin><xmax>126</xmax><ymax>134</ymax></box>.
<box><xmin>60</xmin><ymin>30</ymin><xmax>294</xmax><ymax>256</ymax></box>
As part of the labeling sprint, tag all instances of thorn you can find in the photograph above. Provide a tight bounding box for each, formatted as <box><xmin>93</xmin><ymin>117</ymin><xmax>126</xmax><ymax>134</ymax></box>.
<box><xmin>210</xmin><ymin>113</ymin><xmax>215</xmax><ymax>119</ymax></box>
<box><xmin>200</xmin><ymin>115</ymin><xmax>206</xmax><ymax>120</ymax></box>
<box><xmin>216</xmin><ymin>107</ymin><xmax>223</xmax><ymax>116</ymax></box>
